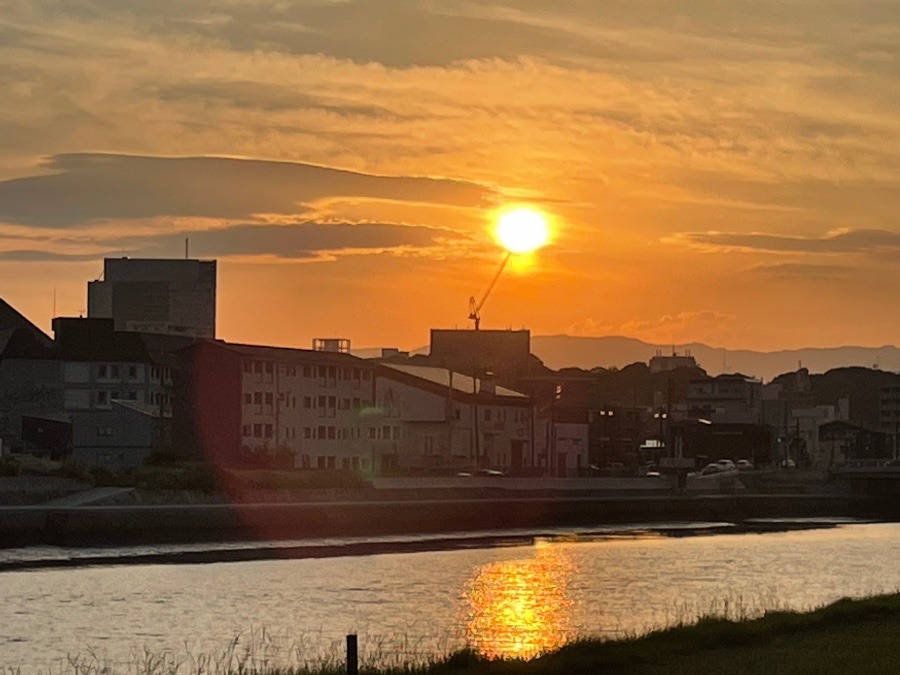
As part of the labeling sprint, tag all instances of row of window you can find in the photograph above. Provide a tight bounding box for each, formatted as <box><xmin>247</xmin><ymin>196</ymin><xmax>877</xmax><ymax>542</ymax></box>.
<box><xmin>240</xmin><ymin>424</ymin><xmax>404</xmax><ymax>441</ymax></box>
<box><xmin>242</xmin><ymin>392</ymin><xmax>372</xmax><ymax>413</ymax></box>
<box><xmin>298</xmin><ymin>456</ymin><xmax>369</xmax><ymax>470</ymax></box>
<box><xmin>95</xmin><ymin>364</ymin><xmax>172</xmax><ymax>381</ymax></box>
<box><xmin>242</xmin><ymin>360</ymin><xmax>372</xmax><ymax>382</ymax></box>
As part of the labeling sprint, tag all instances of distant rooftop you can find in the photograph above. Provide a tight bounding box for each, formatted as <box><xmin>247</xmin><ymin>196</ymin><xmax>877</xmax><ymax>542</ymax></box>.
<box><xmin>0</xmin><ymin>298</ymin><xmax>51</xmax><ymax>342</ymax></box>
<box><xmin>381</xmin><ymin>363</ymin><xmax>527</xmax><ymax>398</ymax></box>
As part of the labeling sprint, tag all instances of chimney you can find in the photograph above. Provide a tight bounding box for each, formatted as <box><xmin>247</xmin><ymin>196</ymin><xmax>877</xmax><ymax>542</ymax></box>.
<box><xmin>479</xmin><ymin>370</ymin><xmax>496</xmax><ymax>395</ymax></box>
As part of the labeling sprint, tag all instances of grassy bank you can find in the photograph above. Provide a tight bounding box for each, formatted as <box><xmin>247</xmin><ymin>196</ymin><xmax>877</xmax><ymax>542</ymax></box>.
<box><xmin>23</xmin><ymin>594</ymin><xmax>900</xmax><ymax>675</ymax></box>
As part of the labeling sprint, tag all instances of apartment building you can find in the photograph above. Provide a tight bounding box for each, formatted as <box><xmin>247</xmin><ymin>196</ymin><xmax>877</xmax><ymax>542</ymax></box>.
<box><xmin>0</xmin><ymin>316</ymin><xmax>174</xmax><ymax>460</ymax></box>
<box><xmin>687</xmin><ymin>374</ymin><xmax>762</xmax><ymax>424</ymax></box>
<box><xmin>176</xmin><ymin>340</ymin><xmax>376</xmax><ymax>469</ymax></box>
<box><xmin>176</xmin><ymin>341</ymin><xmax>536</xmax><ymax>473</ymax></box>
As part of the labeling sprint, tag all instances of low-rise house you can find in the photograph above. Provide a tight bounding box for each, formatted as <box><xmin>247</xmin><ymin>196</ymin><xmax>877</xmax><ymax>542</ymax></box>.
<box><xmin>375</xmin><ymin>363</ymin><xmax>533</xmax><ymax>474</ymax></box>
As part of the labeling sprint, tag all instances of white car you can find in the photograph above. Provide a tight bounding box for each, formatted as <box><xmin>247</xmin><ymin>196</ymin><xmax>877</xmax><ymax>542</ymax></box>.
<box><xmin>700</xmin><ymin>463</ymin><xmax>723</xmax><ymax>476</ymax></box>
<box><xmin>736</xmin><ymin>459</ymin><xmax>754</xmax><ymax>471</ymax></box>
<box><xmin>716</xmin><ymin>459</ymin><xmax>736</xmax><ymax>471</ymax></box>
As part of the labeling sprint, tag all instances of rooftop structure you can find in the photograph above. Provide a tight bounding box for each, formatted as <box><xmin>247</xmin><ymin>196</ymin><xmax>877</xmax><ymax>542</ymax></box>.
<box><xmin>649</xmin><ymin>350</ymin><xmax>698</xmax><ymax>373</ymax></box>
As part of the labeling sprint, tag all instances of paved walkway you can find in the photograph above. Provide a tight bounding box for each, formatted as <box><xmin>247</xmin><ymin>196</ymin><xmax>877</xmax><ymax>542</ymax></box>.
<box><xmin>41</xmin><ymin>487</ymin><xmax>135</xmax><ymax>507</ymax></box>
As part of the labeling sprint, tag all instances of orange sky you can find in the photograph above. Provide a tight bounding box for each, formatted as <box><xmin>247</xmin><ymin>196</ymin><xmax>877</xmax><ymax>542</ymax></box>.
<box><xmin>0</xmin><ymin>2</ymin><xmax>898</xmax><ymax>352</ymax></box>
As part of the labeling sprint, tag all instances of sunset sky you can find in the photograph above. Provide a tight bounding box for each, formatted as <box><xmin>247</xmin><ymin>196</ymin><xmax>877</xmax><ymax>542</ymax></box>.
<box><xmin>1</xmin><ymin>1</ymin><xmax>898</xmax><ymax>352</ymax></box>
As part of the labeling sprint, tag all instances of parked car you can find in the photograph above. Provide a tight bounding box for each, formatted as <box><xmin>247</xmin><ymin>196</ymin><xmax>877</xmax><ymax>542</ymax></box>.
<box><xmin>700</xmin><ymin>463</ymin><xmax>723</xmax><ymax>476</ymax></box>
<box><xmin>716</xmin><ymin>459</ymin><xmax>736</xmax><ymax>471</ymax></box>
<box><xmin>736</xmin><ymin>459</ymin><xmax>755</xmax><ymax>471</ymax></box>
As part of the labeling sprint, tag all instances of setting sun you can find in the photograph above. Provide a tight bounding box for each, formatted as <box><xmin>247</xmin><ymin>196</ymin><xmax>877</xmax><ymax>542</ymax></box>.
<box><xmin>495</xmin><ymin>207</ymin><xmax>551</xmax><ymax>254</ymax></box>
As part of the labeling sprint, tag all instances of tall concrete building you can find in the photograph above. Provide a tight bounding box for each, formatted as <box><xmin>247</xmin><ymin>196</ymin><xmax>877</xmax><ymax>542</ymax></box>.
<box><xmin>88</xmin><ymin>258</ymin><xmax>216</xmax><ymax>338</ymax></box>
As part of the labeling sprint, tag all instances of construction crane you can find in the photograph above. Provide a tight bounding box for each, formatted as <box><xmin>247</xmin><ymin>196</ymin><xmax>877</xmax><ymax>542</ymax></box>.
<box><xmin>468</xmin><ymin>252</ymin><xmax>511</xmax><ymax>330</ymax></box>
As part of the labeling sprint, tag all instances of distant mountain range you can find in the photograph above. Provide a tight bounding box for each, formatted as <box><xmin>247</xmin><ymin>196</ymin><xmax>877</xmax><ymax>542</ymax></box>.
<box><xmin>530</xmin><ymin>335</ymin><xmax>900</xmax><ymax>382</ymax></box>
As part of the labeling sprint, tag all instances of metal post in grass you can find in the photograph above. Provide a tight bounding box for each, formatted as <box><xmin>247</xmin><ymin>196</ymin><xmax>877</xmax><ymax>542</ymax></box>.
<box><xmin>346</xmin><ymin>634</ymin><xmax>358</xmax><ymax>675</ymax></box>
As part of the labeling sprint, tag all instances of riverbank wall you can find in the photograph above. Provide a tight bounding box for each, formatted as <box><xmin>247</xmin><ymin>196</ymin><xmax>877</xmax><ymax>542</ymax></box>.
<box><xmin>3</xmin><ymin>493</ymin><xmax>898</xmax><ymax>549</ymax></box>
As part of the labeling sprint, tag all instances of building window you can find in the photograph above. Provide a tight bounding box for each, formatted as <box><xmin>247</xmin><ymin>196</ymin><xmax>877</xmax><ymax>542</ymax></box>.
<box><xmin>243</xmin><ymin>361</ymin><xmax>251</xmax><ymax>373</ymax></box>
<box><xmin>264</xmin><ymin>424</ymin><xmax>273</xmax><ymax>438</ymax></box>
<box><xmin>265</xmin><ymin>392</ymin><xmax>273</xmax><ymax>406</ymax></box>
<box><xmin>341</xmin><ymin>398</ymin><xmax>350</xmax><ymax>410</ymax></box>
<box><xmin>382</xmin><ymin>425</ymin><xmax>390</xmax><ymax>440</ymax></box>
<box><xmin>98</xmin><ymin>365</ymin><xmax>108</xmax><ymax>378</ymax></box>
<box><xmin>304</xmin><ymin>396</ymin><xmax>312</xmax><ymax>409</ymax></box>
<box><xmin>318</xmin><ymin>425</ymin><xmax>327</xmax><ymax>439</ymax></box>
<box><xmin>317</xmin><ymin>456</ymin><xmax>325</xmax><ymax>469</ymax></box>
<box><xmin>110</xmin><ymin>365</ymin><xmax>119</xmax><ymax>378</ymax></box>
<box><xmin>253</xmin><ymin>424</ymin><xmax>262</xmax><ymax>437</ymax></box>
<box><xmin>303</xmin><ymin>366</ymin><xmax>312</xmax><ymax>377</ymax></box>
<box><xmin>97</xmin><ymin>390</ymin><xmax>108</xmax><ymax>405</ymax></box>
<box><xmin>352</xmin><ymin>397</ymin><xmax>361</xmax><ymax>409</ymax></box>
<box><xmin>265</xmin><ymin>362</ymin><xmax>274</xmax><ymax>374</ymax></box>
<box><xmin>317</xmin><ymin>395</ymin><xmax>326</xmax><ymax>408</ymax></box>
<box><xmin>484</xmin><ymin>409</ymin><xmax>493</xmax><ymax>422</ymax></box>
<box><xmin>328</xmin><ymin>396</ymin><xmax>336</xmax><ymax>408</ymax></box>
<box><xmin>242</xmin><ymin>425</ymin><xmax>251</xmax><ymax>437</ymax></box>
<box><xmin>254</xmin><ymin>392</ymin><xmax>262</xmax><ymax>405</ymax></box>
<box><xmin>254</xmin><ymin>361</ymin><xmax>263</xmax><ymax>373</ymax></box>
<box><xmin>392</xmin><ymin>426</ymin><xmax>401</xmax><ymax>440</ymax></box>
<box><xmin>304</xmin><ymin>427</ymin><xmax>312</xmax><ymax>439</ymax></box>
<box><xmin>244</xmin><ymin>393</ymin><xmax>252</xmax><ymax>405</ymax></box>
<box><xmin>327</xmin><ymin>456</ymin><xmax>336</xmax><ymax>469</ymax></box>
<box><xmin>368</xmin><ymin>427</ymin><xmax>376</xmax><ymax>440</ymax></box>
<box><xmin>328</xmin><ymin>426</ymin><xmax>336</xmax><ymax>440</ymax></box>
<box><xmin>342</xmin><ymin>458</ymin><xmax>350</xmax><ymax>469</ymax></box>
<box><xmin>128</xmin><ymin>366</ymin><xmax>138</xmax><ymax>379</ymax></box>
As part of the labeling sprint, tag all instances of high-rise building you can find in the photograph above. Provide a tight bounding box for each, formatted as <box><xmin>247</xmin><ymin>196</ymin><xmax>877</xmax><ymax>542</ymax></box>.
<box><xmin>87</xmin><ymin>258</ymin><xmax>216</xmax><ymax>338</ymax></box>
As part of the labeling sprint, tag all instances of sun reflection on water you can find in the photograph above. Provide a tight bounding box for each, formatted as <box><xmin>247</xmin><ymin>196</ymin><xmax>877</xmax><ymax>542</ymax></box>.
<box><xmin>463</xmin><ymin>541</ymin><xmax>574</xmax><ymax>660</ymax></box>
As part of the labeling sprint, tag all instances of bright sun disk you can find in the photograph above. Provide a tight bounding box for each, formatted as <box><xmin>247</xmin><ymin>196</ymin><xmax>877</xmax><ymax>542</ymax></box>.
<box><xmin>495</xmin><ymin>208</ymin><xmax>550</xmax><ymax>254</ymax></box>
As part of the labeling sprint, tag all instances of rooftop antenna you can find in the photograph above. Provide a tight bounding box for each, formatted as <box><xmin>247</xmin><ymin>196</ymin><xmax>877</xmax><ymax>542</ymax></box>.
<box><xmin>185</xmin><ymin>237</ymin><xmax>190</xmax><ymax>260</ymax></box>
<box><xmin>52</xmin><ymin>287</ymin><xmax>56</xmax><ymax>320</ymax></box>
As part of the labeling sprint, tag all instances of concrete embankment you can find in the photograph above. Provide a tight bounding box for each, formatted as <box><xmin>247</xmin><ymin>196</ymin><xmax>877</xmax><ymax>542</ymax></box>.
<box><xmin>2</xmin><ymin>493</ymin><xmax>896</xmax><ymax>549</ymax></box>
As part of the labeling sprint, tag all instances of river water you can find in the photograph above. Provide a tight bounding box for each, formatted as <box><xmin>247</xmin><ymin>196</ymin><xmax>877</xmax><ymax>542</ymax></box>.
<box><xmin>4</xmin><ymin>520</ymin><xmax>900</xmax><ymax>672</ymax></box>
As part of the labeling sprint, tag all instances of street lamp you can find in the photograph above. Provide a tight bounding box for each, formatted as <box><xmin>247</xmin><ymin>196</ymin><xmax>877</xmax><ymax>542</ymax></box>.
<box><xmin>653</xmin><ymin>411</ymin><xmax>668</xmax><ymax>440</ymax></box>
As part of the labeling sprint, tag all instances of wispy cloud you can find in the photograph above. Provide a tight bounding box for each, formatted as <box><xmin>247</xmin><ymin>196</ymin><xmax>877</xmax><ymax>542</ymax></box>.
<box><xmin>668</xmin><ymin>228</ymin><xmax>900</xmax><ymax>254</ymax></box>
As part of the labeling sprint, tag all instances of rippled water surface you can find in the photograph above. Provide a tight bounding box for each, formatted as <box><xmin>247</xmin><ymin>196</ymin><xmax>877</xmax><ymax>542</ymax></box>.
<box><xmin>5</xmin><ymin>522</ymin><xmax>900</xmax><ymax>671</ymax></box>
